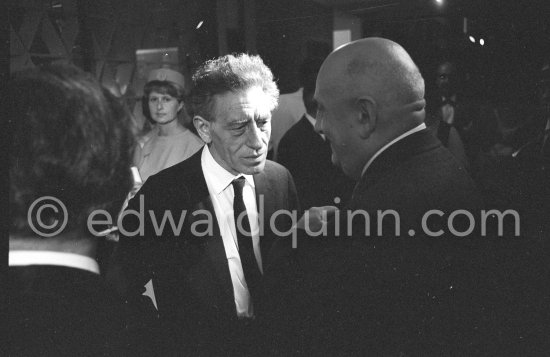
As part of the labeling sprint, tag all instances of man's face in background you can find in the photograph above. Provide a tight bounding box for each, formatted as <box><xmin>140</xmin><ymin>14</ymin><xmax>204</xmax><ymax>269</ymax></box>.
<box><xmin>436</xmin><ymin>62</ymin><xmax>457</xmax><ymax>98</ymax></box>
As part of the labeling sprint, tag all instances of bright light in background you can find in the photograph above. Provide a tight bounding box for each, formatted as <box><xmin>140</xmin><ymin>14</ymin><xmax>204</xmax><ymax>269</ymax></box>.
<box><xmin>479</xmin><ymin>38</ymin><xmax>485</xmax><ymax>46</ymax></box>
<box><xmin>196</xmin><ymin>21</ymin><xmax>204</xmax><ymax>29</ymax></box>
<box><xmin>435</xmin><ymin>0</ymin><xmax>444</xmax><ymax>4</ymax></box>
<box><xmin>334</xmin><ymin>29</ymin><xmax>352</xmax><ymax>50</ymax></box>
<box><xmin>469</xmin><ymin>36</ymin><xmax>476</xmax><ymax>43</ymax></box>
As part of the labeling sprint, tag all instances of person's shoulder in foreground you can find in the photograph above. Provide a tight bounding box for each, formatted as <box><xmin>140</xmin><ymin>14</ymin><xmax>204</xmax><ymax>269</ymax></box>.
<box><xmin>7</xmin><ymin>64</ymin><xmax>141</xmax><ymax>355</ymax></box>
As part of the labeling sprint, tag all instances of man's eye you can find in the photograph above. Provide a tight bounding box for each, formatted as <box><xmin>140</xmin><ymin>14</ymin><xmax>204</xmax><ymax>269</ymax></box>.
<box><xmin>233</xmin><ymin>123</ymin><xmax>247</xmax><ymax>132</ymax></box>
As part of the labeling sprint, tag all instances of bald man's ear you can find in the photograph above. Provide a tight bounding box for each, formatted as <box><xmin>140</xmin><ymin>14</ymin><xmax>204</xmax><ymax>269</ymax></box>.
<box><xmin>193</xmin><ymin>115</ymin><xmax>212</xmax><ymax>144</ymax></box>
<box><xmin>357</xmin><ymin>97</ymin><xmax>377</xmax><ymax>138</ymax></box>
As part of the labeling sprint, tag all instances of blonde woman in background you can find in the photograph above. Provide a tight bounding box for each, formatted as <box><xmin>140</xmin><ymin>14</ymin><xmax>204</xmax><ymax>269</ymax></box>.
<box><xmin>119</xmin><ymin>68</ymin><xmax>204</xmax><ymax>310</ymax></box>
<box><xmin>134</xmin><ymin>68</ymin><xmax>204</xmax><ymax>183</ymax></box>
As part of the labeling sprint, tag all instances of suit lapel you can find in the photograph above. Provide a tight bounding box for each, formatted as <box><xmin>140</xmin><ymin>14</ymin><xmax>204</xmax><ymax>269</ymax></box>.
<box><xmin>254</xmin><ymin>170</ymin><xmax>276</xmax><ymax>260</ymax></box>
<box><xmin>185</xmin><ymin>152</ymin><xmax>234</xmax><ymax>303</ymax></box>
<box><xmin>194</xmin><ymin>198</ymin><xmax>234</xmax><ymax>303</ymax></box>
<box><xmin>352</xmin><ymin>129</ymin><xmax>441</xmax><ymax>203</ymax></box>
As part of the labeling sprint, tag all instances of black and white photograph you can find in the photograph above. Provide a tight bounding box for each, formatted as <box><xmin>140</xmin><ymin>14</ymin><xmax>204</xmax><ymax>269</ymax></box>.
<box><xmin>7</xmin><ymin>0</ymin><xmax>550</xmax><ymax>355</ymax></box>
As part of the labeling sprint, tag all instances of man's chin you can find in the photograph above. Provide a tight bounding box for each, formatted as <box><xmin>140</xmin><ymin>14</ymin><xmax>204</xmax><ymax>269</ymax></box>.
<box><xmin>331</xmin><ymin>154</ymin><xmax>355</xmax><ymax>178</ymax></box>
<box><xmin>241</xmin><ymin>161</ymin><xmax>266</xmax><ymax>175</ymax></box>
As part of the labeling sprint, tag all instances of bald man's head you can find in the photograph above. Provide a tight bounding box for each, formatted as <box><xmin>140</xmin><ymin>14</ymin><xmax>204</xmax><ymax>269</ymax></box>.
<box><xmin>313</xmin><ymin>38</ymin><xmax>426</xmax><ymax>180</ymax></box>
<box><xmin>319</xmin><ymin>37</ymin><xmax>425</xmax><ymax>108</ymax></box>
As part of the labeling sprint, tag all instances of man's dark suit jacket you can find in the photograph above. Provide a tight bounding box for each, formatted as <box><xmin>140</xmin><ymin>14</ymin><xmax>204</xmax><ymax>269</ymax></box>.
<box><xmin>268</xmin><ymin>129</ymin><xmax>545</xmax><ymax>355</ymax></box>
<box><xmin>346</xmin><ymin>128</ymin><xmax>481</xmax><ymax>234</ymax></box>
<box><xmin>277</xmin><ymin>115</ymin><xmax>354</xmax><ymax>210</ymax></box>
<box><xmin>119</xmin><ymin>148</ymin><xmax>299</xmax><ymax>355</ymax></box>
<box><xmin>426</xmin><ymin>94</ymin><xmax>499</xmax><ymax>164</ymax></box>
<box><xmin>8</xmin><ymin>265</ymin><xmax>129</xmax><ymax>356</ymax></box>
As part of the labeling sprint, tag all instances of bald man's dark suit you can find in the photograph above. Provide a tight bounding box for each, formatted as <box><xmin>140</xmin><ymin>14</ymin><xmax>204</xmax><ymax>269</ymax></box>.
<box><xmin>119</xmin><ymin>148</ymin><xmax>299</xmax><ymax>355</ymax></box>
<box><xmin>270</xmin><ymin>129</ymin><xmax>536</xmax><ymax>355</ymax></box>
<box><xmin>346</xmin><ymin>128</ymin><xmax>481</xmax><ymax>232</ymax></box>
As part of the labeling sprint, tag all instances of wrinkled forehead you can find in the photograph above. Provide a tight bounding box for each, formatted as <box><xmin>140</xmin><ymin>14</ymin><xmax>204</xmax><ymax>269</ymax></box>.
<box><xmin>213</xmin><ymin>86</ymin><xmax>274</xmax><ymax>119</ymax></box>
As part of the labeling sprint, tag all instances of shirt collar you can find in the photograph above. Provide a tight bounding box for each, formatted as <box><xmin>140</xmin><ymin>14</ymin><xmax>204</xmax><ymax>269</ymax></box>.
<box><xmin>305</xmin><ymin>113</ymin><xmax>316</xmax><ymax>127</ymax></box>
<box><xmin>361</xmin><ymin>123</ymin><xmax>426</xmax><ymax>178</ymax></box>
<box><xmin>305</xmin><ymin>113</ymin><xmax>325</xmax><ymax>140</ymax></box>
<box><xmin>9</xmin><ymin>250</ymin><xmax>100</xmax><ymax>275</ymax></box>
<box><xmin>201</xmin><ymin>145</ymin><xmax>255</xmax><ymax>195</ymax></box>
<box><xmin>293</xmin><ymin>87</ymin><xmax>303</xmax><ymax>97</ymax></box>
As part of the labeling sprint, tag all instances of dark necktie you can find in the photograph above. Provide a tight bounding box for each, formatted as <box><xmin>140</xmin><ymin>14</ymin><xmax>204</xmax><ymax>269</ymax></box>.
<box><xmin>232</xmin><ymin>177</ymin><xmax>262</xmax><ymax>302</ymax></box>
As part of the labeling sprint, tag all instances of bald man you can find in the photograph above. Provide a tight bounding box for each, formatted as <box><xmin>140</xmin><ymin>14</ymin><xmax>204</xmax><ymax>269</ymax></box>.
<box><xmin>313</xmin><ymin>38</ymin><xmax>481</xmax><ymax>235</ymax></box>
<box><xmin>268</xmin><ymin>39</ymin><xmax>515</xmax><ymax>356</ymax></box>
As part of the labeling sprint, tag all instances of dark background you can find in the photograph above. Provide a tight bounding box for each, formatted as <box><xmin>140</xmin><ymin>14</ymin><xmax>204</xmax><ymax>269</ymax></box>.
<box><xmin>8</xmin><ymin>0</ymin><xmax>550</xmax><ymax>102</ymax></box>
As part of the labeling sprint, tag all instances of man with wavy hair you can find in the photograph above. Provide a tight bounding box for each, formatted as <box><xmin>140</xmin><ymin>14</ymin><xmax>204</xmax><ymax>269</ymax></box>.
<box><xmin>120</xmin><ymin>53</ymin><xmax>299</xmax><ymax>355</ymax></box>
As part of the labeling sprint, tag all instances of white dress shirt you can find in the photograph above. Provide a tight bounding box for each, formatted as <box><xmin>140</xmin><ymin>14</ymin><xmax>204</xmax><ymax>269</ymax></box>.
<box><xmin>361</xmin><ymin>123</ymin><xmax>427</xmax><ymax>178</ymax></box>
<box><xmin>305</xmin><ymin>113</ymin><xmax>325</xmax><ymax>140</ymax></box>
<box><xmin>9</xmin><ymin>250</ymin><xmax>100</xmax><ymax>274</ymax></box>
<box><xmin>441</xmin><ymin>95</ymin><xmax>457</xmax><ymax>125</ymax></box>
<box><xmin>201</xmin><ymin>145</ymin><xmax>262</xmax><ymax>318</ymax></box>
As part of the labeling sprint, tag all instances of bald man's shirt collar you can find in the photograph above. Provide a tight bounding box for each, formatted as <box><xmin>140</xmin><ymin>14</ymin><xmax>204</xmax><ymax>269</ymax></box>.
<box><xmin>361</xmin><ymin>123</ymin><xmax>426</xmax><ymax>178</ymax></box>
